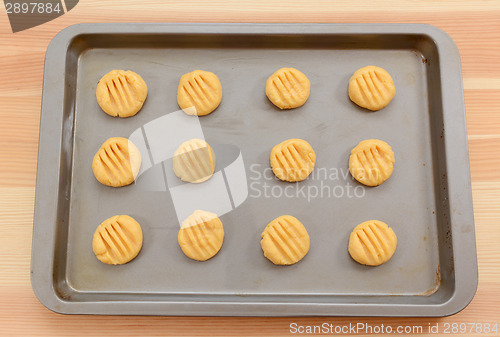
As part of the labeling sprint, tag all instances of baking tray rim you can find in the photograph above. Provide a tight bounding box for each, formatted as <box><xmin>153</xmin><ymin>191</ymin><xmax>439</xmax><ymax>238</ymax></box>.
<box><xmin>31</xmin><ymin>22</ymin><xmax>477</xmax><ymax>317</ymax></box>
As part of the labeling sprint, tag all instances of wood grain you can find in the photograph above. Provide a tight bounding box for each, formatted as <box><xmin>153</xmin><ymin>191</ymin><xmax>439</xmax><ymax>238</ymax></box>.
<box><xmin>0</xmin><ymin>1</ymin><xmax>499</xmax><ymax>336</ymax></box>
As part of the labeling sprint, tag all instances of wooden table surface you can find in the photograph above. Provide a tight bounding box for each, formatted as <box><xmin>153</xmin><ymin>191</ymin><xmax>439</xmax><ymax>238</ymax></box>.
<box><xmin>0</xmin><ymin>1</ymin><xmax>499</xmax><ymax>336</ymax></box>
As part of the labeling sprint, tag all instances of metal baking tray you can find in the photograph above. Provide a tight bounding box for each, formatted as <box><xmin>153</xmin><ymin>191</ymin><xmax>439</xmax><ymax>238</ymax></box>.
<box><xmin>31</xmin><ymin>23</ymin><xmax>477</xmax><ymax>316</ymax></box>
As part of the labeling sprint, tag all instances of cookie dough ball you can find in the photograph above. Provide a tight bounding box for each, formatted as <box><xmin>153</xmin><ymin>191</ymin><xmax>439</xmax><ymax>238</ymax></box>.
<box><xmin>348</xmin><ymin>220</ymin><xmax>397</xmax><ymax>266</ymax></box>
<box><xmin>348</xmin><ymin>66</ymin><xmax>395</xmax><ymax>111</ymax></box>
<box><xmin>96</xmin><ymin>70</ymin><xmax>148</xmax><ymax>117</ymax></box>
<box><xmin>349</xmin><ymin>139</ymin><xmax>395</xmax><ymax>187</ymax></box>
<box><xmin>92</xmin><ymin>215</ymin><xmax>143</xmax><ymax>265</ymax></box>
<box><xmin>261</xmin><ymin>215</ymin><xmax>310</xmax><ymax>265</ymax></box>
<box><xmin>173</xmin><ymin>139</ymin><xmax>216</xmax><ymax>183</ymax></box>
<box><xmin>265</xmin><ymin>67</ymin><xmax>310</xmax><ymax>109</ymax></box>
<box><xmin>177</xmin><ymin>70</ymin><xmax>222</xmax><ymax>116</ymax></box>
<box><xmin>92</xmin><ymin>137</ymin><xmax>142</xmax><ymax>187</ymax></box>
<box><xmin>270</xmin><ymin>139</ymin><xmax>316</xmax><ymax>182</ymax></box>
<box><xmin>178</xmin><ymin>210</ymin><xmax>224</xmax><ymax>261</ymax></box>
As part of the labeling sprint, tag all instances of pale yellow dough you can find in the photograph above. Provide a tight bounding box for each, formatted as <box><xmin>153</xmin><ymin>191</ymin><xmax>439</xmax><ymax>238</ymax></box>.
<box><xmin>177</xmin><ymin>70</ymin><xmax>222</xmax><ymax>116</ymax></box>
<box><xmin>265</xmin><ymin>67</ymin><xmax>310</xmax><ymax>109</ymax></box>
<box><xmin>173</xmin><ymin>139</ymin><xmax>216</xmax><ymax>183</ymax></box>
<box><xmin>96</xmin><ymin>70</ymin><xmax>148</xmax><ymax>117</ymax></box>
<box><xmin>92</xmin><ymin>137</ymin><xmax>142</xmax><ymax>187</ymax></box>
<box><xmin>348</xmin><ymin>65</ymin><xmax>395</xmax><ymax>111</ymax></box>
<box><xmin>348</xmin><ymin>220</ymin><xmax>397</xmax><ymax>266</ymax></box>
<box><xmin>92</xmin><ymin>215</ymin><xmax>143</xmax><ymax>265</ymax></box>
<box><xmin>260</xmin><ymin>215</ymin><xmax>310</xmax><ymax>265</ymax></box>
<box><xmin>270</xmin><ymin>139</ymin><xmax>316</xmax><ymax>182</ymax></box>
<box><xmin>349</xmin><ymin>139</ymin><xmax>395</xmax><ymax>187</ymax></box>
<box><xmin>178</xmin><ymin>210</ymin><xmax>224</xmax><ymax>261</ymax></box>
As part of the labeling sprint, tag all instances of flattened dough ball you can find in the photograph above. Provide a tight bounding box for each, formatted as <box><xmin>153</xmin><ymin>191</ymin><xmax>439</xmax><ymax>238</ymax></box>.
<box><xmin>92</xmin><ymin>137</ymin><xmax>142</xmax><ymax>187</ymax></box>
<box><xmin>178</xmin><ymin>210</ymin><xmax>224</xmax><ymax>261</ymax></box>
<box><xmin>348</xmin><ymin>65</ymin><xmax>395</xmax><ymax>111</ymax></box>
<box><xmin>92</xmin><ymin>137</ymin><xmax>141</xmax><ymax>187</ymax></box>
<box><xmin>348</xmin><ymin>220</ymin><xmax>397</xmax><ymax>266</ymax></box>
<box><xmin>265</xmin><ymin>67</ymin><xmax>310</xmax><ymax>109</ymax></box>
<box><xmin>96</xmin><ymin>70</ymin><xmax>148</xmax><ymax>117</ymax></box>
<box><xmin>270</xmin><ymin>139</ymin><xmax>316</xmax><ymax>182</ymax></box>
<box><xmin>261</xmin><ymin>215</ymin><xmax>310</xmax><ymax>265</ymax></box>
<box><xmin>349</xmin><ymin>139</ymin><xmax>395</xmax><ymax>187</ymax></box>
<box><xmin>177</xmin><ymin>70</ymin><xmax>222</xmax><ymax>116</ymax></box>
<box><xmin>92</xmin><ymin>215</ymin><xmax>143</xmax><ymax>265</ymax></box>
<box><xmin>173</xmin><ymin>139</ymin><xmax>216</xmax><ymax>183</ymax></box>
